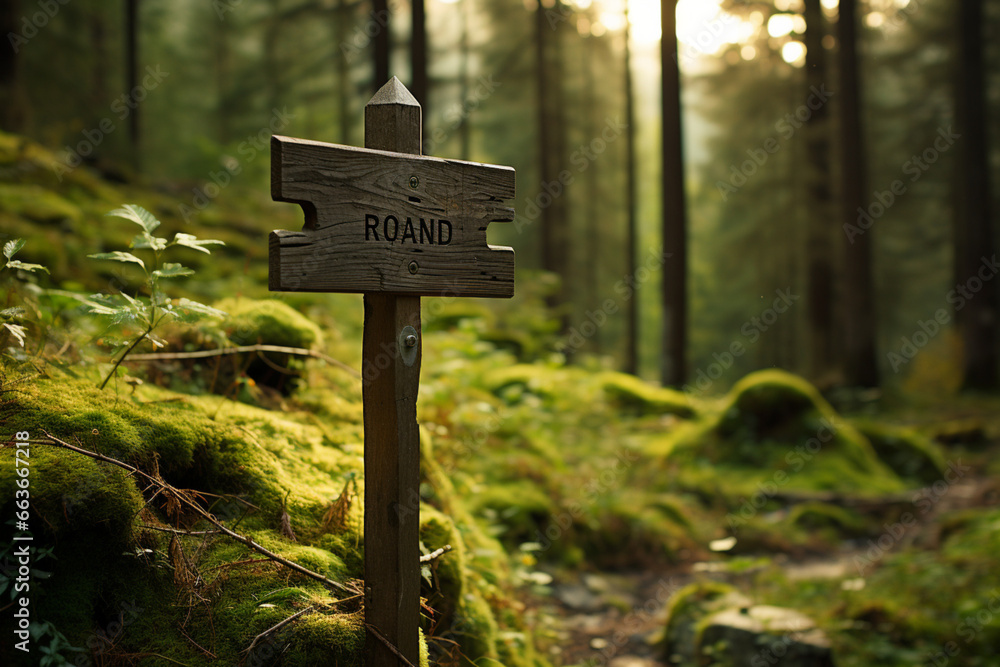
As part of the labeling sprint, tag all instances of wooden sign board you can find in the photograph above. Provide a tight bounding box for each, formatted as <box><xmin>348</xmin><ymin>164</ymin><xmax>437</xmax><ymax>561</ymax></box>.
<box><xmin>269</xmin><ymin>136</ymin><xmax>516</xmax><ymax>298</ymax></box>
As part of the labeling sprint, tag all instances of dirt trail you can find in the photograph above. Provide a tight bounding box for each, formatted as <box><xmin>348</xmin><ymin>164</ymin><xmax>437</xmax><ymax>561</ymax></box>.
<box><xmin>541</xmin><ymin>474</ymin><xmax>999</xmax><ymax>666</ymax></box>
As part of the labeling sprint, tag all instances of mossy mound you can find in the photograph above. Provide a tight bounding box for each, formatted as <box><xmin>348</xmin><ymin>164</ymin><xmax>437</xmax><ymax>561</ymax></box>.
<box><xmin>216</xmin><ymin>297</ymin><xmax>324</xmax><ymax>350</ymax></box>
<box><xmin>483</xmin><ymin>363</ymin><xmax>564</xmax><ymax>400</ymax></box>
<box><xmin>852</xmin><ymin>420</ymin><xmax>947</xmax><ymax>486</ymax></box>
<box><xmin>0</xmin><ymin>183</ymin><xmax>83</xmax><ymax>223</ymax></box>
<box><xmin>0</xmin><ymin>363</ymin><xmax>537</xmax><ymax>666</ymax></box>
<box><xmin>663</xmin><ymin>582</ymin><xmax>749</xmax><ymax>664</ymax></box>
<box><xmin>787</xmin><ymin>501</ymin><xmax>868</xmax><ymax>538</ymax></box>
<box><xmin>665</xmin><ymin>370</ymin><xmax>904</xmax><ymax>496</ymax></box>
<box><xmin>599</xmin><ymin>371</ymin><xmax>696</xmax><ymax>417</ymax></box>
<box><xmin>201</xmin><ymin>297</ymin><xmax>328</xmax><ymax>394</ymax></box>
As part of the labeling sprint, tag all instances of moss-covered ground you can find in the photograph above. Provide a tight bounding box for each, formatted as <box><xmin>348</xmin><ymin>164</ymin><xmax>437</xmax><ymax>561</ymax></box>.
<box><xmin>2</xmin><ymin>131</ymin><xmax>1000</xmax><ymax>666</ymax></box>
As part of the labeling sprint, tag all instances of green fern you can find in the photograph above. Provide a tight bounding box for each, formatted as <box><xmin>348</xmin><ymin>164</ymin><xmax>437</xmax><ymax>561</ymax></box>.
<box><xmin>88</xmin><ymin>205</ymin><xmax>226</xmax><ymax>390</ymax></box>
<box><xmin>2</xmin><ymin>238</ymin><xmax>49</xmax><ymax>348</ymax></box>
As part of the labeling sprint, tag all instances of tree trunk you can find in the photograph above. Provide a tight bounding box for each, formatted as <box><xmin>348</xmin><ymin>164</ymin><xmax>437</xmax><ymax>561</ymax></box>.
<box><xmin>0</xmin><ymin>0</ymin><xmax>27</xmax><ymax>133</ymax></box>
<box><xmin>126</xmin><ymin>0</ymin><xmax>140</xmax><ymax>171</ymax></box>
<box><xmin>803</xmin><ymin>0</ymin><xmax>835</xmax><ymax>381</ymax></box>
<box><xmin>410</xmin><ymin>0</ymin><xmax>427</xmax><ymax>117</ymax></box>
<box><xmin>623</xmin><ymin>7</ymin><xmax>639</xmax><ymax>375</ymax></box>
<box><xmin>955</xmin><ymin>0</ymin><xmax>998</xmax><ymax>389</ymax></box>
<box><xmin>535</xmin><ymin>2</ymin><xmax>570</xmax><ymax>335</ymax></box>
<box><xmin>583</xmin><ymin>35</ymin><xmax>601</xmax><ymax>355</ymax></box>
<box><xmin>661</xmin><ymin>0</ymin><xmax>688</xmax><ymax>386</ymax></box>
<box><xmin>457</xmin><ymin>0</ymin><xmax>470</xmax><ymax>160</ymax></box>
<box><xmin>336</xmin><ymin>0</ymin><xmax>353</xmax><ymax>145</ymax></box>
<box><xmin>839</xmin><ymin>0</ymin><xmax>879</xmax><ymax>387</ymax></box>
<box><xmin>373</xmin><ymin>0</ymin><xmax>390</xmax><ymax>92</ymax></box>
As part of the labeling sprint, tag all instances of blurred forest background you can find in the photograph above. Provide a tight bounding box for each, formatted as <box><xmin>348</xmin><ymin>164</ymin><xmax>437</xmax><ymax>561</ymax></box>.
<box><xmin>4</xmin><ymin>2</ymin><xmax>1000</xmax><ymax>666</ymax></box>
<box><xmin>4</xmin><ymin>0</ymin><xmax>997</xmax><ymax>394</ymax></box>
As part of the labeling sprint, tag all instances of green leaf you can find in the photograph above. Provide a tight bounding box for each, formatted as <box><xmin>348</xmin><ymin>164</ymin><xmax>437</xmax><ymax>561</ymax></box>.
<box><xmin>170</xmin><ymin>233</ymin><xmax>225</xmax><ymax>254</ymax></box>
<box><xmin>131</xmin><ymin>233</ymin><xmax>167</xmax><ymax>251</ymax></box>
<box><xmin>175</xmin><ymin>298</ymin><xmax>226</xmax><ymax>319</ymax></box>
<box><xmin>2</xmin><ymin>323</ymin><xmax>27</xmax><ymax>347</ymax></box>
<box><xmin>0</xmin><ymin>307</ymin><xmax>25</xmax><ymax>319</ymax></box>
<box><xmin>118</xmin><ymin>291</ymin><xmax>142</xmax><ymax>311</ymax></box>
<box><xmin>5</xmin><ymin>260</ymin><xmax>49</xmax><ymax>274</ymax></box>
<box><xmin>107</xmin><ymin>204</ymin><xmax>160</xmax><ymax>233</ymax></box>
<box><xmin>88</xmin><ymin>251</ymin><xmax>145</xmax><ymax>270</ymax></box>
<box><xmin>3</xmin><ymin>239</ymin><xmax>25</xmax><ymax>260</ymax></box>
<box><xmin>152</xmin><ymin>263</ymin><xmax>194</xmax><ymax>279</ymax></box>
<box><xmin>86</xmin><ymin>303</ymin><xmax>119</xmax><ymax>316</ymax></box>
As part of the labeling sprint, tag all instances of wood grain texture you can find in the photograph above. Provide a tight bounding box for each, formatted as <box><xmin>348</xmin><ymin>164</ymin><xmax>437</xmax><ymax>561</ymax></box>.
<box><xmin>269</xmin><ymin>79</ymin><xmax>515</xmax><ymax>298</ymax></box>
<box><xmin>363</xmin><ymin>293</ymin><xmax>421</xmax><ymax>667</ymax></box>
<box><xmin>362</xmin><ymin>77</ymin><xmax>422</xmax><ymax>667</ymax></box>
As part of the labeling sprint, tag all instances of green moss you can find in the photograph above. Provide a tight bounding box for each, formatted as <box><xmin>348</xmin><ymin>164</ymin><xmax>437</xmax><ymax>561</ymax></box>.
<box><xmin>468</xmin><ymin>480</ymin><xmax>554</xmax><ymax>544</ymax></box>
<box><xmin>420</xmin><ymin>508</ymin><xmax>467</xmax><ymax>629</ymax></box>
<box><xmin>852</xmin><ymin>420</ymin><xmax>947</xmax><ymax>486</ymax></box>
<box><xmin>455</xmin><ymin>591</ymin><xmax>500</xmax><ymax>659</ymax></box>
<box><xmin>787</xmin><ymin>501</ymin><xmax>868</xmax><ymax>537</ymax></box>
<box><xmin>599</xmin><ymin>371</ymin><xmax>696</xmax><ymax>417</ymax></box>
<box><xmin>666</xmin><ymin>370</ymin><xmax>904</xmax><ymax>497</ymax></box>
<box><xmin>215</xmin><ymin>297</ymin><xmax>324</xmax><ymax>350</ymax></box>
<box><xmin>0</xmin><ymin>183</ymin><xmax>83</xmax><ymax>223</ymax></box>
<box><xmin>280</xmin><ymin>612</ymin><xmax>365</xmax><ymax>666</ymax></box>
<box><xmin>663</xmin><ymin>582</ymin><xmax>749</xmax><ymax>664</ymax></box>
<box><xmin>483</xmin><ymin>364</ymin><xmax>563</xmax><ymax>400</ymax></box>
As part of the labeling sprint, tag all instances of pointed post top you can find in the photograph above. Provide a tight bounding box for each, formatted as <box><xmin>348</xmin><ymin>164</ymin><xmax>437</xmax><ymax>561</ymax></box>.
<box><xmin>365</xmin><ymin>76</ymin><xmax>422</xmax><ymax>154</ymax></box>
<box><xmin>367</xmin><ymin>77</ymin><xmax>420</xmax><ymax>108</ymax></box>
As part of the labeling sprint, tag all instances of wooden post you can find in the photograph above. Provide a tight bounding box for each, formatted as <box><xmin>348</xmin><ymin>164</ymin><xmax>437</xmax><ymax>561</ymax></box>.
<box><xmin>268</xmin><ymin>76</ymin><xmax>515</xmax><ymax>666</ymax></box>
<box><xmin>363</xmin><ymin>78</ymin><xmax>422</xmax><ymax>666</ymax></box>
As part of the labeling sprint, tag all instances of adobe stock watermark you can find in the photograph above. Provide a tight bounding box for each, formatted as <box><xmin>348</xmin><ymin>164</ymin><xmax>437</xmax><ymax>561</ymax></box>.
<box><xmin>556</xmin><ymin>248</ymin><xmax>669</xmax><ymax>355</ymax></box>
<box><xmin>853</xmin><ymin>459</ymin><xmax>970</xmax><ymax>575</ymax></box>
<box><xmin>675</xmin><ymin>10</ymin><xmax>741</xmax><ymax>65</ymax></box>
<box><xmin>422</xmin><ymin>75</ymin><xmax>501</xmax><ymax>155</ymax></box>
<box><xmin>177</xmin><ymin>107</ymin><xmax>294</xmax><ymax>222</ymax></box>
<box><xmin>581</xmin><ymin>578</ymin><xmax>683</xmax><ymax>666</ymax></box>
<box><xmin>716</xmin><ymin>85</ymin><xmax>833</xmax><ymax>201</ymax></box>
<box><xmin>54</xmin><ymin>65</ymin><xmax>170</xmax><ymax>181</ymax></box>
<box><xmin>725</xmin><ymin>417</ymin><xmax>840</xmax><ymax>530</ymax></box>
<box><xmin>213</xmin><ymin>0</ymin><xmax>251</xmax><ymax>20</ymax></box>
<box><xmin>513</xmin><ymin>116</ymin><xmax>627</xmax><ymax>234</ymax></box>
<box><xmin>924</xmin><ymin>588</ymin><xmax>1000</xmax><ymax>666</ymax></box>
<box><xmin>7</xmin><ymin>0</ymin><xmax>72</xmax><ymax>53</ymax></box>
<box><xmin>338</xmin><ymin>0</ymin><xmax>401</xmax><ymax>63</ymax></box>
<box><xmin>73</xmin><ymin>600</ymin><xmax>145</xmax><ymax>666</ymax></box>
<box><xmin>529</xmin><ymin>446</ymin><xmax>640</xmax><ymax>554</ymax></box>
<box><xmin>844</xmin><ymin>126</ymin><xmax>960</xmax><ymax>244</ymax></box>
<box><xmin>684</xmin><ymin>288</ymin><xmax>800</xmax><ymax>395</ymax></box>
<box><xmin>886</xmin><ymin>255</ymin><xmax>998</xmax><ymax>373</ymax></box>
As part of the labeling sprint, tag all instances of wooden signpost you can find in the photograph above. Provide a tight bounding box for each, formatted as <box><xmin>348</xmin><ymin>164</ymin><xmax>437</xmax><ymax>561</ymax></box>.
<box><xmin>269</xmin><ymin>77</ymin><xmax>515</xmax><ymax>666</ymax></box>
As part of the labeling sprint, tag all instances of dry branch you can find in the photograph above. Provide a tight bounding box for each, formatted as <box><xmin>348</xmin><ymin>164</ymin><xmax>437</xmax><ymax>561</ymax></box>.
<box><xmin>39</xmin><ymin>431</ymin><xmax>353</xmax><ymax>595</ymax></box>
<box><xmin>419</xmin><ymin>545</ymin><xmax>452</xmax><ymax>563</ymax></box>
<box><xmin>243</xmin><ymin>605</ymin><xmax>315</xmax><ymax>657</ymax></box>
<box><xmin>122</xmin><ymin>344</ymin><xmax>360</xmax><ymax>378</ymax></box>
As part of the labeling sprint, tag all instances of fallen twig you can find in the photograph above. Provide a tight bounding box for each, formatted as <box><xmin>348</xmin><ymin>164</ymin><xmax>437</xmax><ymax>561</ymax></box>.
<box><xmin>420</xmin><ymin>545</ymin><xmax>453</xmax><ymax>563</ymax></box>
<box><xmin>40</xmin><ymin>431</ymin><xmax>353</xmax><ymax>595</ymax></box>
<box><xmin>365</xmin><ymin>623</ymin><xmax>420</xmax><ymax>667</ymax></box>
<box><xmin>122</xmin><ymin>344</ymin><xmax>360</xmax><ymax>378</ymax></box>
<box><xmin>140</xmin><ymin>524</ymin><xmax>223</xmax><ymax>537</ymax></box>
<box><xmin>243</xmin><ymin>605</ymin><xmax>315</xmax><ymax>657</ymax></box>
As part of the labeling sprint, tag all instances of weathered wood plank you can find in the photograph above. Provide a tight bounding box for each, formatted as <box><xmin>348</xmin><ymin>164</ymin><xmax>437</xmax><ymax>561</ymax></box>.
<box><xmin>269</xmin><ymin>112</ymin><xmax>515</xmax><ymax>297</ymax></box>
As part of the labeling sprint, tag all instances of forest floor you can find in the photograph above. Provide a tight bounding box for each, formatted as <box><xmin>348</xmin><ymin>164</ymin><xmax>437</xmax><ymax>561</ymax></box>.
<box><xmin>4</xmin><ymin>131</ymin><xmax>1000</xmax><ymax>666</ymax></box>
<box><xmin>543</xmin><ymin>436</ymin><xmax>1000</xmax><ymax>666</ymax></box>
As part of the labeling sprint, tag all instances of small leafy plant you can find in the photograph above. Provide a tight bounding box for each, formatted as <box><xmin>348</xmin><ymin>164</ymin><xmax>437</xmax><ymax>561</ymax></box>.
<box><xmin>88</xmin><ymin>205</ymin><xmax>226</xmax><ymax>390</ymax></box>
<box><xmin>1</xmin><ymin>238</ymin><xmax>49</xmax><ymax>348</ymax></box>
